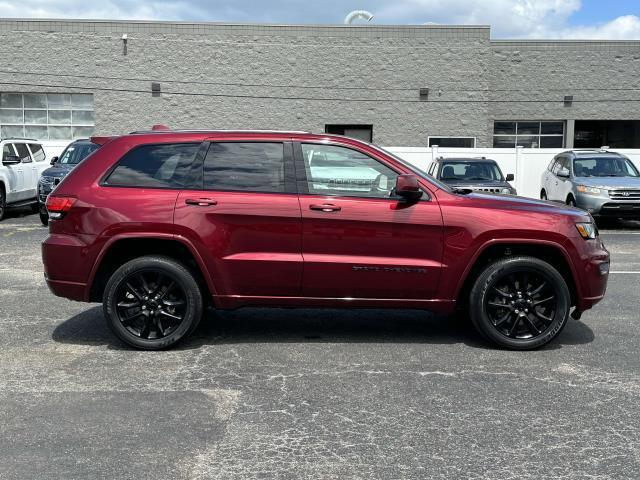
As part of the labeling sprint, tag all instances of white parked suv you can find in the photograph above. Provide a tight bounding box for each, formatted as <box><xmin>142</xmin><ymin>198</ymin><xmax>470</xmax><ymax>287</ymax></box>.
<box><xmin>0</xmin><ymin>138</ymin><xmax>48</xmax><ymax>220</ymax></box>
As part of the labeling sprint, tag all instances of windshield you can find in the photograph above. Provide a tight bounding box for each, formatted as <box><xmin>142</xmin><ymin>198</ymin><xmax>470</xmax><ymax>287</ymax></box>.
<box><xmin>58</xmin><ymin>142</ymin><xmax>99</xmax><ymax>165</ymax></box>
<box><xmin>440</xmin><ymin>161</ymin><xmax>504</xmax><ymax>181</ymax></box>
<box><xmin>373</xmin><ymin>145</ymin><xmax>453</xmax><ymax>192</ymax></box>
<box><xmin>573</xmin><ymin>156</ymin><xmax>639</xmax><ymax>178</ymax></box>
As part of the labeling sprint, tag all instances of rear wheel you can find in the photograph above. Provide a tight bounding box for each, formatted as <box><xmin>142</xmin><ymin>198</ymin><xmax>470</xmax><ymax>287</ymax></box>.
<box><xmin>103</xmin><ymin>256</ymin><xmax>203</xmax><ymax>350</ymax></box>
<box><xmin>469</xmin><ymin>256</ymin><xmax>571</xmax><ymax>350</ymax></box>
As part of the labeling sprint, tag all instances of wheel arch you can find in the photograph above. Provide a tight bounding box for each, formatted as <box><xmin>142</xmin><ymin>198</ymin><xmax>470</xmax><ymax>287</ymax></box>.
<box><xmin>455</xmin><ymin>241</ymin><xmax>579</xmax><ymax>310</ymax></box>
<box><xmin>88</xmin><ymin>235</ymin><xmax>216</xmax><ymax>304</ymax></box>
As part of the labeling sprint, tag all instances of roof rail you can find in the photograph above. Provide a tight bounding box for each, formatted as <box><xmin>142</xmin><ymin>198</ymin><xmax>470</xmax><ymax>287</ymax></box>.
<box><xmin>0</xmin><ymin>137</ymin><xmax>39</xmax><ymax>142</ymax></box>
<box><xmin>128</xmin><ymin>128</ymin><xmax>313</xmax><ymax>135</ymax></box>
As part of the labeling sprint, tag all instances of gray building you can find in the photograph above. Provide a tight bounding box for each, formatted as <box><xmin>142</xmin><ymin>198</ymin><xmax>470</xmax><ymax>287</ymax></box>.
<box><xmin>0</xmin><ymin>18</ymin><xmax>639</xmax><ymax>148</ymax></box>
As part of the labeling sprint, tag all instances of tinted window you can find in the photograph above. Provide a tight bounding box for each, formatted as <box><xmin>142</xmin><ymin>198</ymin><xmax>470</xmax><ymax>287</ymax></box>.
<box><xmin>14</xmin><ymin>143</ymin><xmax>32</xmax><ymax>163</ymax></box>
<box><xmin>58</xmin><ymin>142</ymin><xmax>99</xmax><ymax>165</ymax></box>
<box><xmin>28</xmin><ymin>143</ymin><xmax>46</xmax><ymax>162</ymax></box>
<box><xmin>301</xmin><ymin>143</ymin><xmax>398</xmax><ymax>199</ymax></box>
<box><xmin>105</xmin><ymin>143</ymin><xmax>200</xmax><ymax>188</ymax></box>
<box><xmin>203</xmin><ymin>142</ymin><xmax>285</xmax><ymax>193</ymax></box>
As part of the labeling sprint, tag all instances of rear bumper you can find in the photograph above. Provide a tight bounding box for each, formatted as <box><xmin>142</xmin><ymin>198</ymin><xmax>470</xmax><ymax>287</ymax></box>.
<box><xmin>42</xmin><ymin>233</ymin><xmax>95</xmax><ymax>302</ymax></box>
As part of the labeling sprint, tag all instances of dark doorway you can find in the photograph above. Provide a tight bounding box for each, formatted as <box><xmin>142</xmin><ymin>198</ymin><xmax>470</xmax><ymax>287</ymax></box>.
<box><xmin>325</xmin><ymin>124</ymin><xmax>373</xmax><ymax>142</ymax></box>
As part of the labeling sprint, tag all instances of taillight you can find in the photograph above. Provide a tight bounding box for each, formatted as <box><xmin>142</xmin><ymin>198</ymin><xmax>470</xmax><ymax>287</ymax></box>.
<box><xmin>46</xmin><ymin>195</ymin><xmax>77</xmax><ymax>219</ymax></box>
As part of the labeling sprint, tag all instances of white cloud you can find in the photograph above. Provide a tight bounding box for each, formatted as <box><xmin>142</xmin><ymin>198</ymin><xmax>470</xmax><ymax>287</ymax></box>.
<box><xmin>0</xmin><ymin>0</ymin><xmax>637</xmax><ymax>39</ymax></box>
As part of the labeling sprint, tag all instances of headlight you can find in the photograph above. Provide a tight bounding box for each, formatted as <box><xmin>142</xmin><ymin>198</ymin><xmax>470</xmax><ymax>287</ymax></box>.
<box><xmin>576</xmin><ymin>222</ymin><xmax>598</xmax><ymax>239</ymax></box>
<box><xmin>577</xmin><ymin>185</ymin><xmax>601</xmax><ymax>195</ymax></box>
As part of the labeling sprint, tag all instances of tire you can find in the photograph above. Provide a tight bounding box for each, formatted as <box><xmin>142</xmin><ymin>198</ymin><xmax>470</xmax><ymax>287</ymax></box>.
<box><xmin>39</xmin><ymin>211</ymin><xmax>49</xmax><ymax>226</ymax></box>
<box><xmin>103</xmin><ymin>255</ymin><xmax>203</xmax><ymax>350</ymax></box>
<box><xmin>469</xmin><ymin>256</ymin><xmax>571</xmax><ymax>350</ymax></box>
<box><xmin>0</xmin><ymin>186</ymin><xmax>5</xmax><ymax>221</ymax></box>
<box><xmin>566</xmin><ymin>196</ymin><xmax>576</xmax><ymax>207</ymax></box>
<box><xmin>540</xmin><ymin>190</ymin><xmax>547</xmax><ymax>200</ymax></box>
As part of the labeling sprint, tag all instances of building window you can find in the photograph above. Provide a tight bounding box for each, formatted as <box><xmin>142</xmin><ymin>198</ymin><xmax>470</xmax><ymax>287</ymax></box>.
<box><xmin>574</xmin><ymin>120</ymin><xmax>640</xmax><ymax>148</ymax></box>
<box><xmin>325</xmin><ymin>124</ymin><xmax>373</xmax><ymax>143</ymax></box>
<box><xmin>493</xmin><ymin>121</ymin><xmax>564</xmax><ymax>148</ymax></box>
<box><xmin>0</xmin><ymin>93</ymin><xmax>94</xmax><ymax>140</ymax></box>
<box><xmin>428</xmin><ymin>137</ymin><xmax>476</xmax><ymax>148</ymax></box>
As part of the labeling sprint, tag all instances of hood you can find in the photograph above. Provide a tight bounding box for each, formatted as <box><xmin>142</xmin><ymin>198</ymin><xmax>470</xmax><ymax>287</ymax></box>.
<box><xmin>443</xmin><ymin>179</ymin><xmax>515</xmax><ymax>193</ymax></box>
<box><xmin>462</xmin><ymin>192</ymin><xmax>589</xmax><ymax>219</ymax></box>
<box><xmin>574</xmin><ymin>176</ymin><xmax>640</xmax><ymax>189</ymax></box>
<box><xmin>41</xmin><ymin>164</ymin><xmax>76</xmax><ymax>178</ymax></box>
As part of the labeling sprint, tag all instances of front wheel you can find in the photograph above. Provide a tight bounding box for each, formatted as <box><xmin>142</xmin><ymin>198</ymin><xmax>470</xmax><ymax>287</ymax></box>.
<box><xmin>103</xmin><ymin>255</ymin><xmax>203</xmax><ymax>350</ymax></box>
<box><xmin>0</xmin><ymin>187</ymin><xmax>5</xmax><ymax>221</ymax></box>
<box><xmin>39</xmin><ymin>211</ymin><xmax>49</xmax><ymax>226</ymax></box>
<box><xmin>566</xmin><ymin>196</ymin><xmax>577</xmax><ymax>207</ymax></box>
<box><xmin>469</xmin><ymin>256</ymin><xmax>571</xmax><ymax>350</ymax></box>
<box><xmin>540</xmin><ymin>190</ymin><xmax>547</xmax><ymax>200</ymax></box>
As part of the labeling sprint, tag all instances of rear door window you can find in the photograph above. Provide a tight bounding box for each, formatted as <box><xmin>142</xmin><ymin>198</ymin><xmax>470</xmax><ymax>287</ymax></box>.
<box><xmin>104</xmin><ymin>143</ymin><xmax>200</xmax><ymax>188</ymax></box>
<box><xmin>2</xmin><ymin>143</ymin><xmax>16</xmax><ymax>161</ymax></box>
<box><xmin>203</xmin><ymin>142</ymin><xmax>286</xmax><ymax>193</ymax></box>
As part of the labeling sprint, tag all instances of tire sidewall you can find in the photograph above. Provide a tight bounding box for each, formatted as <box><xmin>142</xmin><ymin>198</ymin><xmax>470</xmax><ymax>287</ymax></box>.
<box><xmin>103</xmin><ymin>256</ymin><xmax>203</xmax><ymax>350</ymax></box>
<box><xmin>469</xmin><ymin>257</ymin><xmax>571</xmax><ymax>350</ymax></box>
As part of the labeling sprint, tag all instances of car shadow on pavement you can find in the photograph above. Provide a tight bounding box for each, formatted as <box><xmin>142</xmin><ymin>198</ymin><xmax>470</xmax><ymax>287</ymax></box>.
<box><xmin>51</xmin><ymin>305</ymin><xmax>595</xmax><ymax>351</ymax></box>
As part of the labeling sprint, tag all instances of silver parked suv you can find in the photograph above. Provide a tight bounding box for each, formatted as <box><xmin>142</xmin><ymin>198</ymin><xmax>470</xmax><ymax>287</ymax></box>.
<box><xmin>540</xmin><ymin>149</ymin><xmax>640</xmax><ymax>220</ymax></box>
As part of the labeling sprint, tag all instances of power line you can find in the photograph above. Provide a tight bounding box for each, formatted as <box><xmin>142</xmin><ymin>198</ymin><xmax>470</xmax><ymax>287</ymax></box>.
<box><xmin>0</xmin><ymin>68</ymin><xmax>639</xmax><ymax>94</ymax></box>
<box><xmin>0</xmin><ymin>79</ymin><xmax>639</xmax><ymax>103</ymax></box>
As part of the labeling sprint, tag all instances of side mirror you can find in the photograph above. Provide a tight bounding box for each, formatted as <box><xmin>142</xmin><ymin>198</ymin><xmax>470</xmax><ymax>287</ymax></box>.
<box><xmin>2</xmin><ymin>155</ymin><xmax>21</xmax><ymax>166</ymax></box>
<box><xmin>50</xmin><ymin>156</ymin><xmax>59</xmax><ymax>166</ymax></box>
<box><xmin>394</xmin><ymin>174</ymin><xmax>423</xmax><ymax>202</ymax></box>
<box><xmin>557</xmin><ymin>167</ymin><xmax>570</xmax><ymax>178</ymax></box>
<box><xmin>506</xmin><ymin>173</ymin><xmax>515</xmax><ymax>182</ymax></box>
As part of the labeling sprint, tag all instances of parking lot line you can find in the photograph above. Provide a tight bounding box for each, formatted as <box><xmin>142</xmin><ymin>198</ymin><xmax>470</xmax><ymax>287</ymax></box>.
<box><xmin>610</xmin><ymin>271</ymin><xmax>640</xmax><ymax>274</ymax></box>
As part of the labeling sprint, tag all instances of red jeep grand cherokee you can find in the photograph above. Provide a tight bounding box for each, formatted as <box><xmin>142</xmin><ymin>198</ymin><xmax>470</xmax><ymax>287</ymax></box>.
<box><xmin>42</xmin><ymin>129</ymin><xmax>609</xmax><ymax>350</ymax></box>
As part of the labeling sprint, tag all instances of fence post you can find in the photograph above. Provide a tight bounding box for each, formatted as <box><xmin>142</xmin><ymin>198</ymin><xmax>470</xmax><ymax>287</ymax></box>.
<box><xmin>431</xmin><ymin>144</ymin><xmax>438</xmax><ymax>161</ymax></box>
<box><xmin>515</xmin><ymin>146</ymin><xmax>524</xmax><ymax>195</ymax></box>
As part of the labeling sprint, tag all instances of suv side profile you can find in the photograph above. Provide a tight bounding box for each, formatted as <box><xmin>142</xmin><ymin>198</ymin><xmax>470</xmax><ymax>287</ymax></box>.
<box><xmin>0</xmin><ymin>138</ymin><xmax>48</xmax><ymax>220</ymax></box>
<box><xmin>540</xmin><ymin>149</ymin><xmax>640</xmax><ymax>220</ymax></box>
<box><xmin>42</xmin><ymin>130</ymin><xmax>609</xmax><ymax>350</ymax></box>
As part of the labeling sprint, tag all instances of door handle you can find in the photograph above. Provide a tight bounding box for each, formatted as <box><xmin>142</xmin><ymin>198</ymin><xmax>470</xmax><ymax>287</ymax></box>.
<box><xmin>309</xmin><ymin>203</ymin><xmax>341</xmax><ymax>212</ymax></box>
<box><xmin>185</xmin><ymin>198</ymin><xmax>217</xmax><ymax>206</ymax></box>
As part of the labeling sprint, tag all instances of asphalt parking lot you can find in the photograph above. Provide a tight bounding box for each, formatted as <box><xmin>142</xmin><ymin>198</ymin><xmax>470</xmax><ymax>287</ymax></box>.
<box><xmin>0</xmin><ymin>208</ymin><xmax>639</xmax><ymax>480</ymax></box>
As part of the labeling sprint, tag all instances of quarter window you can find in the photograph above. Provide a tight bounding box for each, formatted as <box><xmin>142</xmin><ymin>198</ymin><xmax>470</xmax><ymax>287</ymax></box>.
<box><xmin>105</xmin><ymin>143</ymin><xmax>200</xmax><ymax>188</ymax></box>
<box><xmin>27</xmin><ymin>144</ymin><xmax>46</xmax><ymax>162</ymax></box>
<box><xmin>301</xmin><ymin>143</ymin><xmax>398</xmax><ymax>199</ymax></box>
<box><xmin>203</xmin><ymin>142</ymin><xmax>285</xmax><ymax>193</ymax></box>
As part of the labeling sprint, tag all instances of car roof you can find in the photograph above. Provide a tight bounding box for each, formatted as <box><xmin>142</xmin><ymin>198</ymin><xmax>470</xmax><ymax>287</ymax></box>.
<box><xmin>436</xmin><ymin>157</ymin><xmax>498</xmax><ymax>163</ymax></box>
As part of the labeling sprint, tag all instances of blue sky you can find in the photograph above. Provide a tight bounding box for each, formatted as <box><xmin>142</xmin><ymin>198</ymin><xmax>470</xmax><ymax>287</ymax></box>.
<box><xmin>0</xmin><ymin>0</ymin><xmax>638</xmax><ymax>38</ymax></box>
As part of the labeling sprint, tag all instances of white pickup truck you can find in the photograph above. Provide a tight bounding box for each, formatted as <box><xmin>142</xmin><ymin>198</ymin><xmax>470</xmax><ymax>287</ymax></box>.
<box><xmin>0</xmin><ymin>138</ymin><xmax>49</xmax><ymax>220</ymax></box>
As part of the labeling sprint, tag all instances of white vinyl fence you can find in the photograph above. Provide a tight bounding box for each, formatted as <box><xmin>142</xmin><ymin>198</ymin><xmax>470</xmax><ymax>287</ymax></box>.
<box><xmin>386</xmin><ymin>146</ymin><xmax>640</xmax><ymax>199</ymax></box>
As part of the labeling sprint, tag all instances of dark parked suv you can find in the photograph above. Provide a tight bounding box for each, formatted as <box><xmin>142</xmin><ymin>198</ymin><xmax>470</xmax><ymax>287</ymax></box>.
<box><xmin>427</xmin><ymin>157</ymin><xmax>516</xmax><ymax>194</ymax></box>
<box><xmin>42</xmin><ymin>129</ymin><xmax>609</xmax><ymax>350</ymax></box>
<box><xmin>38</xmin><ymin>139</ymin><xmax>100</xmax><ymax>225</ymax></box>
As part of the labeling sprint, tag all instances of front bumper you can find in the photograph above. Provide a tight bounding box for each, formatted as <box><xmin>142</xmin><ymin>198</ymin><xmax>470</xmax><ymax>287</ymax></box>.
<box><xmin>576</xmin><ymin>193</ymin><xmax>640</xmax><ymax>218</ymax></box>
<box><xmin>573</xmin><ymin>236</ymin><xmax>610</xmax><ymax>312</ymax></box>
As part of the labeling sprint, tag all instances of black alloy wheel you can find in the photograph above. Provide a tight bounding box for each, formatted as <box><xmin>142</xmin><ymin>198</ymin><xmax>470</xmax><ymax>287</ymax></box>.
<box><xmin>103</xmin><ymin>256</ymin><xmax>203</xmax><ymax>350</ymax></box>
<box><xmin>485</xmin><ymin>270</ymin><xmax>557</xmax><ymax>339</ymax></box>
<box><xmin>469</xmin><ymin>256</ymin><xmax>570</xmax><ymax>350</ymax></box>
